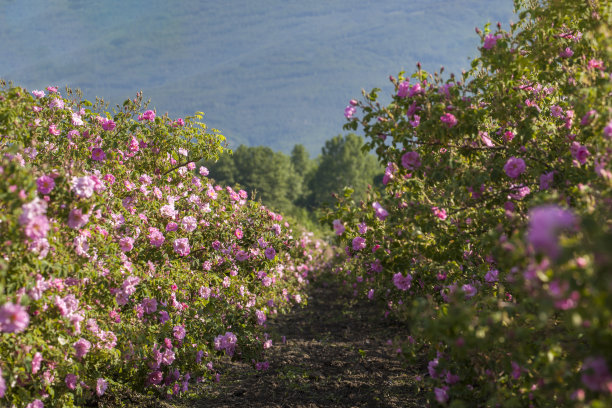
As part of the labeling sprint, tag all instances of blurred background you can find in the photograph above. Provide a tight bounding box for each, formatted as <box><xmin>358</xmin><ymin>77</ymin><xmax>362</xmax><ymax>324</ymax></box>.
<box><xmin>0</xmin><ymin>0</ymin><xmax>514</xmax><ymax>154</ymax></box>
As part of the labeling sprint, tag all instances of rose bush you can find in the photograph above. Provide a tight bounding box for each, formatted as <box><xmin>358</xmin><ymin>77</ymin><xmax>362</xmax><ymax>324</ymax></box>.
<box><xmin>327</xmin><ymin>0</ymin><xmax>611</xmax><ymax>406</ymax></box>
<box><xmin>0</xmin><ymin>84</ymin><xmax>327</xmax><ymax>407</ymax></box>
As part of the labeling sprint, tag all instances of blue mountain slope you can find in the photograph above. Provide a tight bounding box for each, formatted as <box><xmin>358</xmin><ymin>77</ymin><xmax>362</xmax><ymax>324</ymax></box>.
<box><xmin>0</xmin><ymin>0</ymin><xmax>514</xmax><ymax>154</ymax></box>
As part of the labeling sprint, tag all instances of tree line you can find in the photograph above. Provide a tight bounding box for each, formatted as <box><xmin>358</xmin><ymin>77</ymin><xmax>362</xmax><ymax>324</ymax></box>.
<box><xmin>199</xmin><ymin>133</ymin><xmax>382</xmax><ymax>231</ymax></box>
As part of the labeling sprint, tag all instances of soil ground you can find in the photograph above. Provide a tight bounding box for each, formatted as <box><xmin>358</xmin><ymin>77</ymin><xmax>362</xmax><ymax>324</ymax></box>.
<box><xmin>98</xmin><ymin>276</ymin><xmax>426</xmax><ymax>408</ymax></box>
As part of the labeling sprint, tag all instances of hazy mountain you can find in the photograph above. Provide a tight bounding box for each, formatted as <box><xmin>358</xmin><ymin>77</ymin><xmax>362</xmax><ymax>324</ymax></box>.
<box><xmin>0</xmin><ymin>0</ymin><xmax>514</xmax><ymax>154</ymax></box>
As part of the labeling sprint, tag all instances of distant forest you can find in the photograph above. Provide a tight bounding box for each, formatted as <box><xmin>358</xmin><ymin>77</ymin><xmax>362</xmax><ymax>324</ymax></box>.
<box><xmin>199</xmin><ymin>134</ymin><xmax>382</xmax><ymax>231</ymax></box>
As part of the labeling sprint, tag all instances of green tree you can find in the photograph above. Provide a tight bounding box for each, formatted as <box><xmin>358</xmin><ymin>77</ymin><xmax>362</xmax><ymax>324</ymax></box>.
<box><xmin>290</xmin><ymin>144</ymin><xmax>313</xmax><ymax>177</ymax></box>
<box><xmin>308</xmin><ymin>133</ymin><xmax>382</xmax><ymax>207</ymax></box>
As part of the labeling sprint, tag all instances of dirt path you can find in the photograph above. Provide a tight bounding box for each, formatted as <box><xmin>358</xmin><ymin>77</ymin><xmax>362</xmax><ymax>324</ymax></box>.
<box><xmin>183</xmin><ymin>278</ymin><xmax>425</xmax><ymax>407</ymax></box>
<box><xmin>98</xmin><ymin>277</ymin><xmax>425</xmax><ymax>407</ymax></box>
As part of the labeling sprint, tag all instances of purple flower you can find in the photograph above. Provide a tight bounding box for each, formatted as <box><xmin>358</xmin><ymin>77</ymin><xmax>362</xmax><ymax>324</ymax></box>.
<box><xmin>71</xmin><ymin>176</ymin><xmax>96</xmax><ymax>198</ymax></box>
<box><xmin>0</xmin><ymin>367</ymin><xmax>5</xmax><ymax>397</ymax></box>
<box><xmin>484</xmin><ymin>269</ymin><xmax>499</xmax><ymax>283</ymax></box>
<box><xmin>148</xmin><ymin>227</ymin><xmax>165</xmax><ymax>247</ymax></box>
<box><xmin>68</xmin><ymin>208</ymin><xmax>90</xmax><ymax>229</ymax></box>
<box><xmin>181</xmin><ymin>216</ymin><xmax>197</xmax><ymax>232</ymax></box>
<box><xmin>462</xmin><ymin>283</ymin><xmax>477</xmax><ymax>298</ymax></box>
<box><xmin>264</xmin><ymin>247</ymin><xmax>276</xmax><ymax>260</ymax></box>
<box><xmin>344</xmin><ymin>105</ymin><xmax>356</xmax><ymax>119</ymax></box>
<box><xmin>65</xmin><ymin>374</ymin><xmax>77</xmax><ymax>390</ymax></box>
<box><xmin>571</xmin><ymin>142</ymin><xmax>590</xmax><ymax>164</ymax></box>
<box><xmin>480</xmin><ymin>131</ymin><xmax>494</xmax><ymax>147</ymax></box>
<box><xmin>408</xmin><ymin>83</ymin><xmax>422</xmax><ymax>97</ymax></box>
<box><xmin>173</xmin><ymin>325</ymin><xmax>186</xmax><ymax>340</ymax></box>
<box><xmin>603</xmin><ymin>120</ymin><xmax>612</xmax><ymax>139</ymax></box>
<box><xmin>508</xmin><ymin>184</ymin><xmax>531</xmax><ymax>200</ymax></box>
<box><xmin>73</xmin><ymin>338</ymin><xmax>91</xmax><ymax>359</ymax></box>
<box><xmin>119</xmin><ymin>237</ymin><xmax>134</xmax><ymax>252</ymax></box>
<box><xmin>432</xmin><ymin>206</ymin><xmax>447</xmax><ymax>220</ymax></box>
<box><xmin>147</xmin><ymin>370</ymin><xmax>163</xmax><ymax>385</ymax></box>
<box><xmin>31</xmin><ymin>351</ymin><xmax>42</xmax><ymax>374</ymax></box>
<box><xmin>255</xmin><ymin>310</ymin><xmax>266</xmax><ymax>325</ymax></box>
<box><xmin>440</xmin><ymin>113</ymin><xmax>457</xmax><ymax>128</ymax></box>
<box><xmin>401</xmin><ymin>151</ymin><xmax>421</xmax><ymax>170</ymax></box>
<box><xmin>32</xmin><ymin>90</ymin><xmax>45</xmax><ymax>98</ymax></box>
<box><xmin>71</xmin><ymin>112</ymin><xmax>84</xmax><ymax>126</ymax></box>
<box><xmin>539</xmin><ymin>172</ymin><xmax>554</xmax><ymax>190</ymax></box>
<box><xmin>19</xmin><ymin>198</ymin><xmax>47</xmax><ymax>226</ymax></box>
<box><xmin>550</xmin><ymin>105</ymin><xmax>564</xmax><ymax>118</ymax></box>
<box><xmin>162</xmin><ymin>349</ymin><xmax>175</xmax><ymax>365</ymax></box>
<box><xmin>91</xmin><ymin>147</ymin><xmax>106</xmax><ymax>161</ymax></box>
<box><xmin>24</xmin><ymin>215</ymin><xmax>50</xmax><ymax>239</ymax></box>
<box><xmin>214</xmin><ymin>332</ymin><xmax>238</xmax><ymax>357</ymax></box>
<box><xmin>409</xmin><ymin>115</ymin><xmax>420</xmax><ymax>128</ymax></box>
<box><xmin>332</xmin><ymin>219</ymin><xmax>345</xmax><ymax>235</ymax></box>
<box><xmin>580</xmin><ymin>110</ymin><xmax>597</xmax><ymax>126</ymax></box>
<box><xmin>352</xmin><ymin>236</ymin><xmax>366</xmax><ymax>251</ymax></box>
<box><xmin>142</xmin><ymin>298</ymin><xmax>157</xmax><ymax>314</ymax></box>
<box><xmin>101</xmin><ymin>118</ymin><xmax>116</xmax><ymax>131</ymax></box>
<box><xmin>581</xmin><ymin>357</ymin><xmax>612</xmax><ymax>392</ymax></box>
<box><xmin>373</xmin><ymin>202</ymin><xmax>389</xmax><ymax>220</ymax></box>
<box><xmin>48</xmin><ymin>98</ymin><xmax>64</xmax><ymax>110</ymax></box>
<box><xmin>482</xmin><ymin>33</ymin><xmax>500</xmax><ymax>49</ymax></box>
<box><xmin>397</xmin><ymin>81</ymin><xmax>410</xmax><ymax>98</ymax></box>
<box><xmin>26</xmin><ymin>400</ymin><xmax>44</xmax><ymax>408</ymax></box>
<box><xmin>503</xmin><ymin>157</ymin><xmax>526</xmax><ymax>179</ymax></box>
<box><xmin>527</xmin><ymin>205</ymin><xmax>576</xmax><ymax>259</ymax></box>
<box><xmin>96</xmin><ymin>378</ymin><xmax>108</xmax><ymax>396</ymax></box>
<box><xmin>173</xmin><ymin>238</ymin><xmax>190</xmax><ymax>256</ymax></box>
<box><xmin>434</xmin><ymin>386</ymin><xmax>450</xmax><ymax>403</ymax></box>
<box><xmin>392</xmin><ymin>272</ymin><xmax>412</xmax><ymax>291</ymax></box>
<box><xmin>559</xmin><ymin>47</ymin><xmax>574</xmax><ymax>58</ymax></box>
<box><xmin>48</xmin><ymin>124</ymin><xmax>61</xmax><ymax>135</ymax></box>
<box><xmin>139</xmin><ymin>110</ymin><xmax>156</xmax><ymax>121</ymax></box>
<box><xmin>0</xmin><ymin>302</ymin><xmax>30</xmax><ymax>333</ymax></box>
<box><xmin>36</xmin><ymin>175</ymin><xmax>55</xmax><ymax>194</ymax></box>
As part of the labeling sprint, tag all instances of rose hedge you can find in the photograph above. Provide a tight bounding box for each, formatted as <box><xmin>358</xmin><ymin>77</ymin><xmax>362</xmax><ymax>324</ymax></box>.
<box><xmin>0</xmin><ymin>83</ymin><xmax>328</xmax><ymax>407</ymax></box>
<box><xmin>325</xmin><ymin>0</ymin><xmax>611</xmax><ymax>406</ymax></box>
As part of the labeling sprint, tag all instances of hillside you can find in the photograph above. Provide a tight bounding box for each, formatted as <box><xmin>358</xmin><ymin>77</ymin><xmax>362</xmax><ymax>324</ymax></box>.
<box><xmin>0</xmin><ymin>0</ymin><xmax>514</xmax><ymax>154</ymax></box>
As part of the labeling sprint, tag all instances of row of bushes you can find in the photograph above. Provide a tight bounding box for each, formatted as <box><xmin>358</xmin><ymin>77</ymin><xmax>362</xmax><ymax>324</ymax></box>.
<box><xmin>325</xmin><ymin>0</ymin><xmax>611</xmax><ymax>406</ymax></box>
<box><xmin>0</xmin><ymin>83</ymin><xmax>328</xmax><ymax>407</ymax></box>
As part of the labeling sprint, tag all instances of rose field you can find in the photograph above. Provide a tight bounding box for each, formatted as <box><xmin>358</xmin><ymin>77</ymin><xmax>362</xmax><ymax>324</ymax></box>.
<box><xmin>1</xmin><ymin>0</ymin><xmax>611</xmax><ymax>407</ymax></box>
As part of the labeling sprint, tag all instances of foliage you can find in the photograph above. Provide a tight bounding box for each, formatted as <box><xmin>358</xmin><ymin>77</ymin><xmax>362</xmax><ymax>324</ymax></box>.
<box><xmin>325</xmin><ymin>0</ymin><xmax>612</xmax><ymax>406</ymax></box>
<box><xmin>201</xmin><ymin>136</ymin><xmax>382</xmax><ymax>236</ymax></box>
<box><xmin>307</xmin><ymin>134</ymin><xmax>382</xmax><ymax>208</ymax></box>
<box><xmin>0</xmin><ymin>83</ymin><xmax>328</xmax><ymax>407</ymax></box>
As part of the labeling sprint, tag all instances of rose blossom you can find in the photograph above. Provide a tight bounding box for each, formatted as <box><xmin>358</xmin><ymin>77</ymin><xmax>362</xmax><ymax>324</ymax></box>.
<box><xmin>148</xmin><ymin>227</ymin><xmax>165</xmax><ymax>247</ymax></box>
<box><xmin>373</xmin><ymin>202</ymin><xmax>389</xmax><ymax>220</ymax></box>
<box><xmin>36</xmin><ymin>175</ymin><xmax>55</xmax><ymax>194</ymax></box>
<box><xmin>73</xmin><ymin>338</ymin><xmax>91</xmax><ymax>359</ymax></box>
<box><xmin>392</xmin><ymin>272</ymin><xmax>412</xmax><ymax>291</ymax></box>
<box><xmin>264</xmin><ymin>247</ymin><xmax>276</xmax><ymax>260</ymax></box>
<box><xmin>0</xmin><ymin>302</ymin><xmax>30</xmax><ymax>333</ymax></box>
<box><xmin>65</xmin><ymin>373</ymin><xmax>77</xmax><ymax>390</ymax></box>
<box><xmin>503</xmin><ymin>157</ymin><xmax>526</xmax><ymax>178</ymax></box>
<box><xmin>440</xmin><ymin>113</ymin><xmax>458</xmax><ymax>128</ymax></box>
<box><xmin>401</xmin><ymin>151</ymin><xmax>421</xmax><ymax>170</ymax></box>
<box><xmin>96</xmin><ymin>378</ymin><xmax>108</xmax><ymax>396</ymax></box>
<box><xmin>527</xmin><ymin>205</ymin><xmax>576</xmax><ymax>259</ymax></box>
<box><xmin>68</xmin><ymin>208</ymin><xmax>90</xmax><ymax>229</ymax></box>
<box><xmin>352</xmin><ymin>236</ymin><xmax>366</xmax><ymax>251</ymax></box>
<box><xmin>332</xmin><ymin>219</ymin><xmax>345</xmax><ymax>235</ymax></box>
<box><xmin>173</xmin><ymin>238</ymin><xmax>190</xmax><ymax>256</ymax></box>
